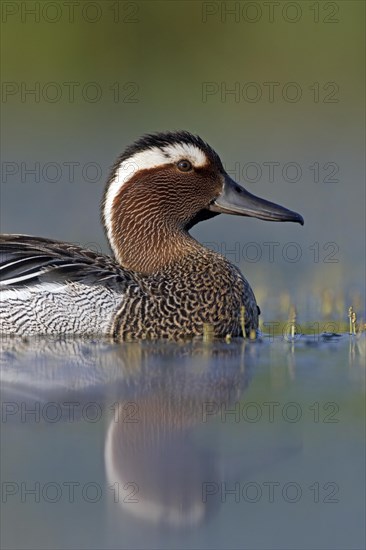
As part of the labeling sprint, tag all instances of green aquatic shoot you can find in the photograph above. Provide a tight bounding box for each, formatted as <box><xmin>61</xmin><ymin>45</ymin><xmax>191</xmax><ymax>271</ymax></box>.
<box><xmin>351</xmin><ymin>311</ymin><xmax>357</xmax><ymax>336</ymax></box>
<box><xmin>249</xmin><ymin>329</ymin><xmax>256</xmax><ymax>340</ymax></box>
<box><xmin>288</xmin><ymin>304</ymin><xmax>297</xmax><ymax>339</ymax></box>
<box><xmin>348</xmin><ymin>306</ymin><xmax>354</xmax><ymax>335</ymax></box>
<box><xmin>240</xmin><ymin>306</ymin><xmax>246</xmax><ymax>339</ymax></box>
<box><xmin>203</xmin><ymin>323</ymin><xmax>215</xmax><ymax>343</ymax></box>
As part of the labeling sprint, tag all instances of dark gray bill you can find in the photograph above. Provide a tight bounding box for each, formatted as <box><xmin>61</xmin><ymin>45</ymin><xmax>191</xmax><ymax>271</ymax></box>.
<box><xmin>209</xmin><ymin>175</ymin><xmax>304</xmax><ymax>225</ymax></box>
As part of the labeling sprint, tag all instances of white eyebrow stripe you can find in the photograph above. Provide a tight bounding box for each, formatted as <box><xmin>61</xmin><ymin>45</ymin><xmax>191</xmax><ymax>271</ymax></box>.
<box><xmin>103</xmin><ymin>142</ymin><xmax>208</xmax><ymax>248</ymax></box>
<box><xmin>162</xmin><ymin>143</ymin><xmax>207</xmax><ymax>166</ymax></box>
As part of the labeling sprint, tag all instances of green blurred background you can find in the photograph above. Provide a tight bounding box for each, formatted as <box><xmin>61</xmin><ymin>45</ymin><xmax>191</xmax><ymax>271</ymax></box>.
<box><xmin>1</xmin><ymin>0</ymin><xmax>365</xmax><ymax>323</ymax></box>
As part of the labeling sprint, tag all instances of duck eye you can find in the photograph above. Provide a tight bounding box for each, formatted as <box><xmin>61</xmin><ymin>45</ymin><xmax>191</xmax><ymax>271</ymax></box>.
<box><xmin>177</xmin><ymin>159</ymin><xmax>192</xmax><ymax>172</ymax></box>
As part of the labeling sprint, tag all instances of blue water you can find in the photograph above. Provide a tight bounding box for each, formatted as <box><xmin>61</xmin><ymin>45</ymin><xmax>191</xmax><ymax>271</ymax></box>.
<box><xmin>1</xmin><ymin>334</ymin><xmax>365</xmax><ymax>549</ymax></box>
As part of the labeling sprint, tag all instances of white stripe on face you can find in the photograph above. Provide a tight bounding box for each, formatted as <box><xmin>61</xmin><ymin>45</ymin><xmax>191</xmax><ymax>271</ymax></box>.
<box><xmin>103</xmin><ymin>142</ymin><xmax>208</xmax><ymax>247</ymax></box>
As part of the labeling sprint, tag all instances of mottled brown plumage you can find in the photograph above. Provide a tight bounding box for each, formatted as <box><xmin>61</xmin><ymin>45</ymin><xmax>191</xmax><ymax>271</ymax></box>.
<box><xmin>110</xmin><ymin>249</ymin><xmax>258</xmax><ymax>339</ymax></box>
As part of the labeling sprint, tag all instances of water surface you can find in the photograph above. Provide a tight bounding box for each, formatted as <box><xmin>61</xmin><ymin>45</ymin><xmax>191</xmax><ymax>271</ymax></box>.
<box><xmin>1</xmin><ymin>334</ymin><xmax>365</xmax><ymax>549</ymax></box>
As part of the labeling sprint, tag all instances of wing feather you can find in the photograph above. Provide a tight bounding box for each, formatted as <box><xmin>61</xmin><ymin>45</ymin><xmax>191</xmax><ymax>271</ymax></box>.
<box><xmin>0</xmin><ymin>234</ymin><xmax>132</xmax><ymax>289</ymax></box>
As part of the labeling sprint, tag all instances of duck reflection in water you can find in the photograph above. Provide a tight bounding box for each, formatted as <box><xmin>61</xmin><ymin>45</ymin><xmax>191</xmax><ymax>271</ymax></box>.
<box><xmin>1</xmin><ymin>337</ymin><xmax>301</xmax><ymax>529</ymax></box>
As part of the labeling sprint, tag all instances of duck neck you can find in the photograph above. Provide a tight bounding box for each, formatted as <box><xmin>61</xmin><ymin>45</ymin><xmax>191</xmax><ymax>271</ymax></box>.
<box><xmin>109</xmin><ymin>217</ymin><xmax>203</xmax><ymax>274</ymax></box>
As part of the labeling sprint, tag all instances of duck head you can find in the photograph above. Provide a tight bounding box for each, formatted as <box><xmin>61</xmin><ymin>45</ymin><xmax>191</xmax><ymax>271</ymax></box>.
<box><xmin>103</xmin><ymin>131</ymin><xmax>304</xmax><ymax>273</ymax></box>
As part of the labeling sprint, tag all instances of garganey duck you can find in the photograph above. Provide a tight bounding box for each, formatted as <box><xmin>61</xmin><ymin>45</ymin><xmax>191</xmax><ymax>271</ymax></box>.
<box><xmin>0</xmin><ymin>131</ymin><xmax>303</xmax><ymax>339</ymax></box>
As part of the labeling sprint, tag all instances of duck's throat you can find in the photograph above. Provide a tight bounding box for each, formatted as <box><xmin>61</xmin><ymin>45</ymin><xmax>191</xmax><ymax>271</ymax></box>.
<box><xmin>110</xmin><ymin>222</ymin><xmax>201</xmax><ymax>274</ymax></box>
